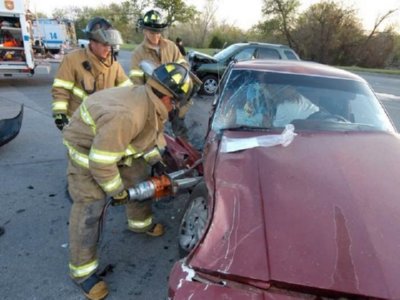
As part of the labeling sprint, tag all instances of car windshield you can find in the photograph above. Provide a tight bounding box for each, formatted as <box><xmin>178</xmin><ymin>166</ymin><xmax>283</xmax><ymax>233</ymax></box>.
<box><xmin>214</xmin><ymin>44</ymin><xmax>241</xmax><ymax>61</ymax></box>
<box><xmin>212</xmin><ymin>69</ymin><xmax>395</xmax><ymax>133</ymax></box>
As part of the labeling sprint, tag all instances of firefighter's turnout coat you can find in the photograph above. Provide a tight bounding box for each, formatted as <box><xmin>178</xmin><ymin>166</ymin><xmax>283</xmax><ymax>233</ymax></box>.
<box><xmin>129</xmin><ymin>37</ymin><xmax>192</xmax><ymax>139</ymax></box>
<box><xmin>63</xmin><ymin>84</ymin><xmax>168</xmax><ymax>280</ymax></box>
<box><xmin>129</xmin><ymin>37</ymin><xmax>188</xmax><ymax>85</ymax></box>
<box><xmin>52</xmin><ymin>48</ymin><xmax>132</xmax><ymax>117</ymax></box>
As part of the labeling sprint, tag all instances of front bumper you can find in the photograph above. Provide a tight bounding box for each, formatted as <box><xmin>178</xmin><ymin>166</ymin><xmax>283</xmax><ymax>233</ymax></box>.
<box><xmin>0</xmin><ymin>104</ymin><xmax>23</xmax><ymax>147</ymax></box>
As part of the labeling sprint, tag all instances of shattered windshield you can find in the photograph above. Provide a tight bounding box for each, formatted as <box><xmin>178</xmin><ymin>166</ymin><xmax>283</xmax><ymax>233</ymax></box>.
<box><xmin>212</xmin><ymin>69</ymin><xmax>395</xmax><ymax>132</ymax></box>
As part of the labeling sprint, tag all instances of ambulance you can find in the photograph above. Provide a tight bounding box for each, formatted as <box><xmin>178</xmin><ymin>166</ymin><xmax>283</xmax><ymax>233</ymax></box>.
<box><xmin>32</xmin><ymin>18</ymin><xmax>76</xmax><ymax>54</ymax></box>
<box><xmin>0</xmin><ymin>0</ymin><xmax>49</xmax><ymax>76</ymax></box>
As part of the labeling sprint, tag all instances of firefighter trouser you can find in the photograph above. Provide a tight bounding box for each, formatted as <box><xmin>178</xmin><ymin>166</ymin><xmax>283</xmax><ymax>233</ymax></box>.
<box><xmin>67</xmin><ymin>158</ymin><xmax>153</xmax><ymax>281</ymax></box>
<box><xmin>170</xmin><ymin>99</ymin><xmax>193</xmax><ymax>140</ymax></box>
<box><xmin>170</xmin><ymin>114</ymin><xmax>188</xmax><ymax>140</ymax></box>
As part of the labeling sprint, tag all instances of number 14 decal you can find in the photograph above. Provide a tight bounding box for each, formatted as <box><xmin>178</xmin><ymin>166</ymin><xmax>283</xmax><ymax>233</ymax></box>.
<box><xmin>50</xmin><ymin>32</ymin><xmax>58</xmax><ymax>39</ymax></box>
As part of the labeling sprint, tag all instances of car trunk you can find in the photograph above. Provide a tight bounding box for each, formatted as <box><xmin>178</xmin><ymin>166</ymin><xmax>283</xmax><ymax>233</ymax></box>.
<box><xmin>190</xmin><ymin>131</ymin><xmax>400</xmax><ymax>299</ymax></box>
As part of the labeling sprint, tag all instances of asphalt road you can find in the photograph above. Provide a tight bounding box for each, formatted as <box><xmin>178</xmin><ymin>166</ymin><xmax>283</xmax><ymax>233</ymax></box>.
<box><xmin>0</xmin><ymin>51</ymin><xmax>399</xmax><ymax>300</ymax></box>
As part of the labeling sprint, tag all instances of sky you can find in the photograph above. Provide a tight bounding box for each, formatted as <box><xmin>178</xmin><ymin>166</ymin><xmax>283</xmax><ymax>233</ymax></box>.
<box><xmin>28</xmin><ymin>0</ymin><xmax>400</xmax><ymax>31</ymax></box>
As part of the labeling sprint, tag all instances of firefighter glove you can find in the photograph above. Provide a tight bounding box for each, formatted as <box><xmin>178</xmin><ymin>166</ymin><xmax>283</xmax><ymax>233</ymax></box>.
<box><xmin>111</xmin><ymin>190</ymin><xmax>129</xmax><ymax>206</ymax></box>
<box><xmin>168</xmin><ymin>108</ymin><xmax>179</xmax><ymax>122</ymax></box>
<box><xmin>54</xmin><ymin>113</ymin><xmax>69</xmax><ymax>131</ymax></box>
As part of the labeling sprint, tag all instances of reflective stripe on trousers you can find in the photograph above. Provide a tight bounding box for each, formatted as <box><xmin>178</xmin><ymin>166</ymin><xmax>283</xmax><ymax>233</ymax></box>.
<box><xmin>69</xmin><ymin>259</ymin><xmax>99</xmax><ymax>279</ymax></box>
<box><xmin>127</xmin><ymin>216</ymin><xmax>153</xmax><ymax>231</ymax></box>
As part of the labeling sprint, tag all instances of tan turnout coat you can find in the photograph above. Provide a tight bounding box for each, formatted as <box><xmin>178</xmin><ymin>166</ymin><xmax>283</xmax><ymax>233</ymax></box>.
<box><xmin>52</xmin><ymin>48</ymin><xmax>132</xmax><ymax>117</ymax></box>
<box><xmin>63</xmin><ymin>84</ymin><xmax>168</xmax><ymax>197</ymax></box>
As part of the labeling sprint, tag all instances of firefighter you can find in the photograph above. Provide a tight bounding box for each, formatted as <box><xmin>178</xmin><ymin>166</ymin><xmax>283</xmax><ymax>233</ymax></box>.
<box><xmin>51</xmin><ymin>17</ymin><xmax>132</xmax><ymax>131</ymax></box>
<box><xmin>63</xmin><ymin>62</ymin><xmax>195</xmax><ymax>300</ymax></box>
<box><xmin>129</xmin><ymin>9</ymin><xmax>199</xmax><ymax>140</ymax></box>
<box><xmin>175</xmin><ymin>37</ymin><xmax>187</xmax><ymax>56</ymax></box>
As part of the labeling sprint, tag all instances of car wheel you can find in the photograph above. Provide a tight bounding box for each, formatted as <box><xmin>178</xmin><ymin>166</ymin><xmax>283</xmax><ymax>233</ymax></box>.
<box><xmin>179</xmin><ymin>182</ymin><xmax>208</xmax><ymax>257</ymax></box>
<box><xmin>200</xmin><ymin>75</ymin><xmax>218</xmax><ymax>96</ymax></box>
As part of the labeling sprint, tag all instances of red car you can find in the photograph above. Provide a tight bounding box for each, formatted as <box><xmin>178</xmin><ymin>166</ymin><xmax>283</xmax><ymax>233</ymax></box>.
<box><xmin>168</xmin><ymin>60</ymin><xmax>400</xmax><ymax>299</ymax></box>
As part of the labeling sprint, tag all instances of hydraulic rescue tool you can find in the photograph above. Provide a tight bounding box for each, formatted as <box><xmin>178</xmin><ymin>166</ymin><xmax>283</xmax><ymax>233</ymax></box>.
<box><xmin>126</xmin><ymin>165</ymin><xmax>203</xmax><ymax>202</ymax></box>
<box><xmin>98</xmin><ymin>158</ymin><xmax>203</xmax><ymax>243</ymax></box>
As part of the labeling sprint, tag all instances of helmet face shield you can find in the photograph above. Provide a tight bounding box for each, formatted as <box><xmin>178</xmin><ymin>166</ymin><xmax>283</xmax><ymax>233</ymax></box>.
<box><xmin>85</xmin><ymin>17</ymin><xmax>123</xmax><ymax>45</ymax></box>
<box><xmin>90</xmin><ymin>29</ymin><xmax>123</xmax><ymax>46</ymax></box>
<box><xmin>139</xmin><ymin>60</ymin><xmax>157</xmax><ymax>77</ymax></box>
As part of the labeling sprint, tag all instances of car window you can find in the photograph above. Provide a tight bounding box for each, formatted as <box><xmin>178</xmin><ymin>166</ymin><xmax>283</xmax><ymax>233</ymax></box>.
<box><xmin>284</xmin><ymin>50</ymin><xmax>299</xmax><ymax>60</ymax></box>
<box><xmin>257</xmin><ymin>47</ymin><xmax>281</xmax><ymax>59</ymax></box>
<box><xmin>233</xmin><ymin>47</ymin><xmax>256</xmax><ymax>61</ymax></box>
<box><xmin>214</xmin><ymin>44</ymin><xmax>241</xmax><ymax>61</ymax></box>
<box><xmin>212</xmin><ymin>69</ymin><xmax>395</xmax><ymax>132</ymax></box>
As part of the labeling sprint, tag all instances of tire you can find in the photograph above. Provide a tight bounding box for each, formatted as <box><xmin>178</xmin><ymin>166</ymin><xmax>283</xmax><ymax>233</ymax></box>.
<box><xmin>199</xmin><ymin>75</ymin><xmax>218</xmax><ymax>96</ymax></box>
<box><xmin>178</xmin><ymin>182</ymin><xmax>208</xmax><ymax>258</ymax></box>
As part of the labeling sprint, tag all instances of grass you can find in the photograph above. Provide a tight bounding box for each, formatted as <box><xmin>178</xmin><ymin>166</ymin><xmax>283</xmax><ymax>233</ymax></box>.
<box><xmin>338</xmin><ymin>65</ymin><xmax>400</xmax><ymax>76</ymax></box>
<box><xmin>120</xmin><ymin>44</ymin><xmax>137</xmax><ymax>51</ymax></box>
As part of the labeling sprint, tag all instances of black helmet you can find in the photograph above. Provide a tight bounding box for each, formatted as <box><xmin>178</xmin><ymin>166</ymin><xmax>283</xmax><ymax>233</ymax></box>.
<box><xmin>140</xmin><ymin>60</ymin><xmax>202</xmax><ymax>104</ymax></box>
<box><xmin>141</xmin><ymin>10</ymin><xmax>168</xmax><ymax>32</ymax></box>
<box><xmin>84</xmin><ymin>17</ymin><xmax>123</xmax><ymax>46</ymax></box>
<box><xmin>153</xmin><ymin>63</ymin><xmax>193</xmax><ymax>103</ymax></box>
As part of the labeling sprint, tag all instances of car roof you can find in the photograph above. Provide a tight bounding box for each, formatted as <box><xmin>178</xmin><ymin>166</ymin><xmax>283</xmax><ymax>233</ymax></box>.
<box><xmin>231</xmin><ymin>60</ymin><xmax>365</xmax><ymax>82</ymax></box>
<box><xmin>233</xmin><ymin>42</ymin><xmax>292</xmax><ymax>49</ymax></box>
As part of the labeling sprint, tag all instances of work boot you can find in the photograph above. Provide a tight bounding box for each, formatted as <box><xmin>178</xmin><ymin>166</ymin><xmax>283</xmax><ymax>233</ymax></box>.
<box><xmin>129</xmin><ymin>223</ymin><xmax>165</xmax><ymax>237</ymax></box>
<box><xmin>77</xmin><ymin>274</ymin><xmax>108</xmax><ymax>300</ymax></box>
<box><xmin>146</xmin><ymin>223</ymin><xmax>165</xmax><ymax>237</ymax></box>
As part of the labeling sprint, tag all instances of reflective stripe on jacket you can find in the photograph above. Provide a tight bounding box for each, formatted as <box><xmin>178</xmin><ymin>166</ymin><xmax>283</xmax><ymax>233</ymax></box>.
<box><xmin>52</xmin><ymin>48</ymin><xmax>132</xmax><ymax>117</ymax></box>
<box><xmin>63</xmin><ymin>85</ymin><xmax>168</xmax><ymax>197</ymax></box>
<box><xmin>129</xmin><ymin>37</ymin><xmax>189</xmax><ymax>85</ymax></box>
<box><xmin>129</xmin><ymin>37</ymin><xmax>192</xmax><ymax>117</ymax></box>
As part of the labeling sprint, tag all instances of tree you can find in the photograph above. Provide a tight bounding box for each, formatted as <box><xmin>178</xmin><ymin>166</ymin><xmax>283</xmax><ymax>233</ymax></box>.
<box><xmin>154</xmin><ymin>0</ymin><xmax>197</xmax><ymax>26</ymax></box>
<box><xmin>196</xmin><ymin>0</ymin><xmax>218</xmax><ymax>47</ymax></box>
<box><xmin>167</xmin><ymin>0</ymin><xmax>217</xmax><ymax>48</ymax></box>
<box><xmin>258</xmin><ymin>0</ymin><xmax>300</xmax><ymax>48</ymax></box>
<box><xmin>293</xmin><ymin>1</ymin><xmax>364</xmax><ymax>64</ymax></box>
<box><xmin>208</xmin><ymin>23</ymin><xmax>247</xmax><ymax>48</ymax></box>
<box><xmin>357</xmin><ymin>8</ymin><xmax>399</xmax><ymax>66</ymax></box>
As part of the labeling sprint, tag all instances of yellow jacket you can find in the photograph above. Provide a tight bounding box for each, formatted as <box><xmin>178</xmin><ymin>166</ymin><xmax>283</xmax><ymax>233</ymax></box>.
<box><xmin>129</xmin><ymin>37</ymin><xmax>188</xmax><ymax>85</ymax></box>
<box><xmin>129</xmin><ymin>37</ymin><xmax>191</xmax><ymax>118</ymax></box>
<box><xmin>52</xmin><ymin>48</ymin><xmax>132</xmax><ymax>117</ymax></box>
<box><xmin>63</xmin><ymin>84</ymin><xmax>168</xmax><ymax>197</ymax></box>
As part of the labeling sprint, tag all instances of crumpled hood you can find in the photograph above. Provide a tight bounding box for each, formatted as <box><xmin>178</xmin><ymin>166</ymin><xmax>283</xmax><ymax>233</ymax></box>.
<box><xmin>188</xmin><ymin>50</ymin><xmax>217</xmax><ymax>64</ymax></box>
<box><xmin>190</xmin><ymin>131</ymin><xmax>400</xmax><ymax>299</ymax></box>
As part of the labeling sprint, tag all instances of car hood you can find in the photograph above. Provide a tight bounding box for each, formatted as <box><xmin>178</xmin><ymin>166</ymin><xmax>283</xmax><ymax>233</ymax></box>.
<box><xmin>190</xmin><ymin>131</ymin><xmax>400</xmax><ymax>299</ymax></box>
<box><xmin>189</xmin><ymin>50</ymin><xmax>217</xmax><ymax>64</ymax></box>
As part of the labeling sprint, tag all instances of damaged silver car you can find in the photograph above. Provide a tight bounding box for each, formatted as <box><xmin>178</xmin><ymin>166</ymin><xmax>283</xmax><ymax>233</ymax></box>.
<box><xmin>189</xmin><ymin>42</ymin><xmax>300</xmax><ymax>96</ymax></box>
